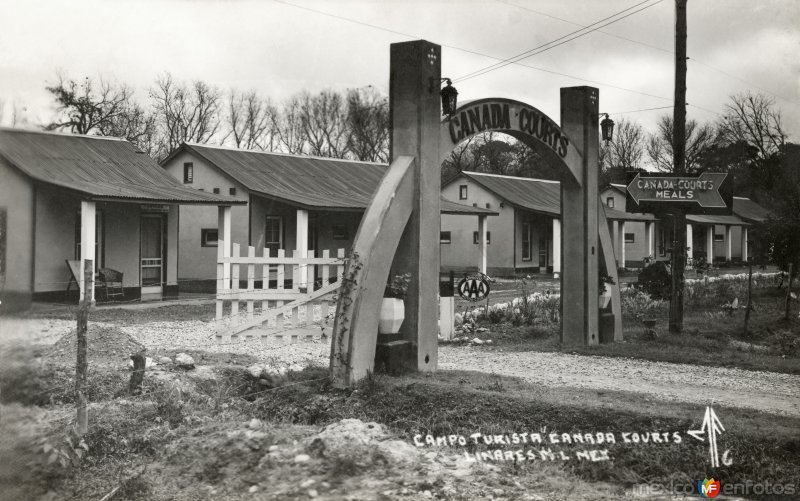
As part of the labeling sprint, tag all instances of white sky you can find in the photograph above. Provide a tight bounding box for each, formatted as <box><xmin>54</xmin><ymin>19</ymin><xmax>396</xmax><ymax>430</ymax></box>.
<box><xmin>1</xmin><ymin>0</ymin><xmax>798</xmax><ymax>139</ymax></box>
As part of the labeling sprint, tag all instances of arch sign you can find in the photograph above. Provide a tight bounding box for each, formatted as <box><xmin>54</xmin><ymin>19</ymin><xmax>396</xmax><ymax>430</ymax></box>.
<box><xmin>331</xmin><ymin>40</ymin><xmax>622</xmax><ymax>388</ymax></box>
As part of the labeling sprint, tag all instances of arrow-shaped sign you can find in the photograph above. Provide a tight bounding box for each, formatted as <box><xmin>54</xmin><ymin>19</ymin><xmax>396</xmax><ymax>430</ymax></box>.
<box><xmin>688</xmin><ymin>406</ymin><xmax>726</xmax><ymax>467</ymax></box>
<box><xmin>627</xmin><ymin>172</ymin><xmax>728</xmax><ymax>208</ymax></box>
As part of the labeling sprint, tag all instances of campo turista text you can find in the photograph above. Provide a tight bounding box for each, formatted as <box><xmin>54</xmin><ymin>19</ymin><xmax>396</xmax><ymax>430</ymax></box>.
<box><xmin>448</xmin><ymin>103</ymin><xmax>569</xmax><ymax>159</ymax></box>
<box><xmin>414</xmin><ymin>431</ymin><xmax>683</xmax><ymax>447</ymax></box>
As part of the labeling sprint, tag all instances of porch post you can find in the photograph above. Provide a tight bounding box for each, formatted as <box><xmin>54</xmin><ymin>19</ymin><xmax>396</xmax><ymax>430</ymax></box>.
<box><xmin>741</xmin><ymin>226</ymin><xmax>749</xmax><ymax>262</ymax></box>
<box><xmin>478</xmin><ymin>215</ymin><xmax>487</xmax><ymax>275</ymax></box>
<box><xmin>619</xmin><ymin>221</ymin><xmax>626</xmax><ymax>269</ymax></box>
<box><xmin>611</xmin><ymin>220</ymin><xmax>620</xmax><ymax>268</ymax></box>
<box><xmin>79</xmin><ymin>200</ymin><xmax>96</xmax><ymax>303</ymax></box>
<box><xmin>686</xmin><ymin>223</ymin><xmax>693</xmax><ymax>259</ymax></box>
<box><xmin>725</xmin><ymin>225</ymin><xmax>732</xmax><ymax>262</ymax></box>
<box><xmin>218</xmin><ymin>205</ymin><xmax>231</xmax><ymax>294</ymax></box>
<box><xmin>646</xmin><ymin>221</ymin><xmax>655</xmax><ymax>257</ymax></box>
<box><xmin>296</xmin><ymin>209</ymin><xmax>309</xmax><ymax>289</ymax></box>
<box><xmin>706</xmin><ymin>225</ymin><xmax>714</xmax><ymax>265</ymax></box>
<box><xmin>552</xmin><ymin>217</ymin><xmax>561</xmax><ymax>278</ymax></box>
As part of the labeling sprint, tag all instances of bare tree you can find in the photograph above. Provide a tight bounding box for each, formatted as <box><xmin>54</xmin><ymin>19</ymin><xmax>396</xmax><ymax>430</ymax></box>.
<box><xmin>272</xmin><ymin>96</ymin><xmax>307</xmax><ymax>155</ymax></box>
<box><xmin>45</xmin><ymin>73</ymin><xmax>133</xmax><ymax>134</ymax></box>
<box><xmin>224</xmin><ymin>90</ymin><xmax>277</xmax><ymax>150</ymax></box>
<box><xmin>345</xmin><ymin>86</ymin><xmax>389</xmax><ymax>162</ymax></box>
<box><xmin>600</xmin><ymin>118</ymin><xmax>645</xmax><ymax>184</ymax></box>
<box><xmin>297</xmin><ymin>90</ymin><xmax>349</xmax><ymax>158</ymax></box>
<box><xmin>646</xmin><ymin>115</ymin><xmax>716</xmax><ymax>172</ymax></box>
<box><xmin>150</xmin><ymin>73</ymin><xmax>222</xmax><ymax>159</ymax></box>
<box><xmin>96</xmin><ymin>100</ymin><xmax>159</xmax><ymax>156</ymax></box>
<box><xmin>718</xmin><ymin>92</ymin><xmax>786</xmax><ymax>161</ymax></box>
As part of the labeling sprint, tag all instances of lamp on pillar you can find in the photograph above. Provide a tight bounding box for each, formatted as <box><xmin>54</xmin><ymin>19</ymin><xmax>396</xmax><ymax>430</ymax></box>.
<box><xmin>600</xmin><ymin>113</ymin><xmax>615</xmax><ymax>144</ymax></box>
<box><xmin>432</xmin><ymin>78</ymin><xmax>458</xmax><ymax>117</ymax></box>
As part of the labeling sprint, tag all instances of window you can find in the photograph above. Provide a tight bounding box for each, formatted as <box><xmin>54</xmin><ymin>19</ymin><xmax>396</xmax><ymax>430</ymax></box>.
<box><xmin>459</xmin><ymin>185</ymin><xmax>468</xmax><ymax>200</ymax></box>
<box><xmin>332</xmin><ymin>224</ymin><xmax>349</xmax><ymax>240</ymax></box>
<box><xmin>499</xmin><ymin>202</ymin><xmax>505</xmax><ymax>208</ymax></box>
<box><xmin>265</xmin><ymin>216</ymin><xmax>283</xmax><ymax>255</ymax></box>
<box><xmin>183</xmin><ymin>162</ymin><xmax>193</xmax><ymax>183</ymax></box>
<box><xmin>472</xmin><ymin>231</ymin><xmax>491</xmax><ymax>244</ymax></box>
<box><xmin>485</xmin><ymin>203</ymin><xmax>491</xmax><ymax>209</ymax></box>
<box><xmin>606</xmin><ymin>197</ymin><xmax>614</xmax><ymax>208</ymax></box>
<box><xmin>212</xmin><ymin>188</ymin><xmax>220</xmax><ymax>194</ymax></box>
<box><xmin>440</xmin><ymin>231</ymin><xmax>451</xmax><ymax>244</ymax></box>
<box><xmin>201</xmin><ymin>229</ymin><xmax>218</xmax><ymax>247</ymax></box>
<box><xmin>624</xmin><ymin>233</ymin><xmax>635</xmax><ymax>244</ymax></box>
<box><xmin>714</xmin><ymin>232</ymin><xmax>724</xmax><ymax>242</ymax></box>
<box><xmin>521</xmin><ymin>222</ymin><xmax>532</xmax><ymax>261</ymax></box>
<box><xmin>229</xmin><ymin>187</ymin><xmax>237</xmax><ymax>196</ymax></box>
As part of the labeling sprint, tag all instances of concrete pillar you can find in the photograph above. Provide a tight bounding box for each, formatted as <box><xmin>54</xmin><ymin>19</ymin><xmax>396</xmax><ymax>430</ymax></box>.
<box><xmin>646</xmin><ymin>221</ymin><xmax>655</xmax><ymax>257</ymax></box>
<box><xmin>296</xmin><ymin>209</ymin><xmax>309</xmax><ymax>289</ymax></box>
<box><xmin>611</xmin><ymin>220</ymin><xmax>620</xmax><ymax>269</ymax></box>
<box><xmin>390</xmin><ymin>40</ymin><xmax>441</xmax><ymax>371</ymax></box>
<box><xmin>725</xmin><ymin>225</ymin><xmax>732</xmax><ymax>262</ymax></box>
<box><xmin>706</xmin><ymin>225</ymin><xmax>714</xmax><ymax>264</ymax></box>
<box><xmin>439</xmin><ymin>296</ymin><xmax>455</xmax><ymax>340</ymax></box>
<box><xmin>619</xmin><ymin>221</ymin><xmax>626</xmax><ymax>269</ymax></box>
<box><xmin>741</xmin><ymin>226</ymin><xmax>749</xmax><ymax>262</ymax></box>
<box><xmin>552</xmin><ymin>218</ymin><xmax>561</xmax><ymax>278</ymax></box>
<box><xmin>218</xmin><ymin>205</ymin><xmax>231</xmax><ymax>290</ymax></box>
<box><xmin>686</xmin><ymin>223</ymin><xmax>693</xmax><ymax>260</ymax></box>
<box><xmin>560</xmin><ymin>86</ymin><xmax>600</xmax><ymax>346</ymax></box>
<box><xmin>79</xmin><ymin>200</ymin><xmax>96</xmax><ymax>303</ymax></box>
<box><xmin>478</xmin><ymin>215</ymin><xmax>487</xmax><ymax>274</ymax></box>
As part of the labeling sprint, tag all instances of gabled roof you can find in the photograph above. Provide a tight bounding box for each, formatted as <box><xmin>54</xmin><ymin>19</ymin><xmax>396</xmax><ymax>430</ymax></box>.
<box><xmin>168</xmin><ymin>143</ymin><xmax>497</xmax><ymax>215</ymax></box>
<box><xmin>732</xmin><ymin>197</ymin><xmax>771</xmax><ymax>223</ymax></box>
<box><xmin>452</xmin><ymin>171</ymin><xmax>561</xmax><ymax>216</ymax></box>
<box><xmin>0</xmin><ymin>128</ymin><xmax>241</xmax><ymax>204</ymax></box>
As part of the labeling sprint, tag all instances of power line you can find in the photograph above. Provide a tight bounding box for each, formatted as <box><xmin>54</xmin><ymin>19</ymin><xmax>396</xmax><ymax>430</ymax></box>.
<box><xmin>270</xmin><ymin>0</ymin><xmax>674</xmax><ymax>103</ymax></box>
<box><xmin>497</xmin><ymin>0</ymin><xmax>799</xmax><ymax>106</ymax></box>
<box><xmin>454</xmin><ymin>0</ymin><xmax>665</xmax><ymax>83</ymax></box>
<box><xmin>608</xmin><ymin>105</ymin><xmax>674</xmax><ymax>115</ymax></box>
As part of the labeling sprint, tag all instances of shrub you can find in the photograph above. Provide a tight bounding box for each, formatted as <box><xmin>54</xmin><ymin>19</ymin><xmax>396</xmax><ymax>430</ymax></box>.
<box><xmin>637</xmin><ymin>262</ymin><xmax>671</xmax><ymax>300</ymax></box>
<box><xmin>621</xmin><ymin>289</ymin><xmax>666</xmax><ymax>320</ymax></box>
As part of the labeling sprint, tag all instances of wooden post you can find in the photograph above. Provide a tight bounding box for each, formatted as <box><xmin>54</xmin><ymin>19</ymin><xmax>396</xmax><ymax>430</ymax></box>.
<box><xmin>128</xmin><ymin>349</ymin><xmax>146</xmax><ymax>395</ymax></box>
<box><xmin>743</xmin><ymin>258</ymin><xmax>753</xmax><ymax>337</ymax></box>
<box><xmin>76</xmin><ymin>258</ymin><xmax>92</xmax><ymax>436</ymax></box>
<box><xmin>786</xmin><ymin>263</ymin><xmax>794</xmax><ymax>321</ymax></box>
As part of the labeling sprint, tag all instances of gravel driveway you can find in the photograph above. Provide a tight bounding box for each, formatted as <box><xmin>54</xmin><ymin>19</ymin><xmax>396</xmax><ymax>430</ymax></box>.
<box><xmin>438</xmin><ymin>346</ymin><xmax>800</xmax><ymax>417</ymax></box>
<box><xmin>5</xmin><ymin>316</ymin><xmax>799</xmax><ymax>417</ymax></box>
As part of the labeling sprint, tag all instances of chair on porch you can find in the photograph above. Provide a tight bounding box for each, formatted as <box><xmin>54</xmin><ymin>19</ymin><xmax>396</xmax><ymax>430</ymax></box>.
<box><xmin>98</xmin><ymin>268</ymin><xmax>125</xmax><ymax>301</ymax></box>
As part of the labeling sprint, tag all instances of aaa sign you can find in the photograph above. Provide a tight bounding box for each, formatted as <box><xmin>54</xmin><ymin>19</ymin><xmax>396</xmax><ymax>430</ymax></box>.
<box><xmin>457</xmin><ymin>275</ymin><xmax>491</xmax><ymax>302</ymax></box>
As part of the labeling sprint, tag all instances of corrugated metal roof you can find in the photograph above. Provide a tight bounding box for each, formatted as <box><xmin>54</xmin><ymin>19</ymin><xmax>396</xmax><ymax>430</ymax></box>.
<box><xmin>460</xmin><ymin>171</ymin><xmax>561</xmax><ymax>215</ymax></box>
<box><xmin>687</xmin><ymin>213</ymin><xmax>749</xmax><ymax>226</ymax></box>
<box><xmin>0</xmin><ymin>128</ymin><xmax>242</xmax><ymax>204</ymax></box>
<box><xmin>604</xmin><ymin>207</ymin><xmax>657</xmax><ymax>222</ymax></box>
<box><xmin>732</xmin><ymin>197</ymin><xmax>771</xmax><ymax>222</ymax></box>
<box><xmin>178</xmin><ymin>143</ymin><xmax>496</xmax><ymax>215</ymax></box>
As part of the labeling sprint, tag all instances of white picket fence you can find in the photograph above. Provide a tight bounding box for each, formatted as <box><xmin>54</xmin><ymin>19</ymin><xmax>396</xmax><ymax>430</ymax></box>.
<box><xmin>215</xmin><ymin>241</ymin><xmax>346</xmax><ymax>344</ymax></box>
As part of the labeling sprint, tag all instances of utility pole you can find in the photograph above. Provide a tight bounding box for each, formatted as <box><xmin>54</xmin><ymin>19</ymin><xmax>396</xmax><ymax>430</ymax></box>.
<box><xmin>669</xmin><ymin>0</ymin><xmax>688</xmax><ymax>333</ymax></box>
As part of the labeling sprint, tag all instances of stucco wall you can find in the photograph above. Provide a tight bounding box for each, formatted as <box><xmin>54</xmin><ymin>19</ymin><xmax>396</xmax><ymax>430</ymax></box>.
<box><xmin>441</xmin><ymin>177</ymin><xmax>514</xmax><ymax>270</ymax></box>
<box><xmin>0</xmin><ymin>161</ymin><xmax>34</xmax><ymax>309</ymax></box>
<box><xmin>33</xmin><ymin>185</ymin><xmax>80</xmax><ymax>292</ymax></box>
<box><xmin>163</xmin><ymin>151</ymin><xmax>249</xmax><ymax>280</ymax></box>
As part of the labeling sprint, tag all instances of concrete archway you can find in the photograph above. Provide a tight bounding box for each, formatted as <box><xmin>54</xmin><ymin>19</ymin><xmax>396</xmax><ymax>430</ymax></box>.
<box><xmin>331</xmin><ymin>40</ymin><xmax>621</xmax><ymax>387</ymax></box>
